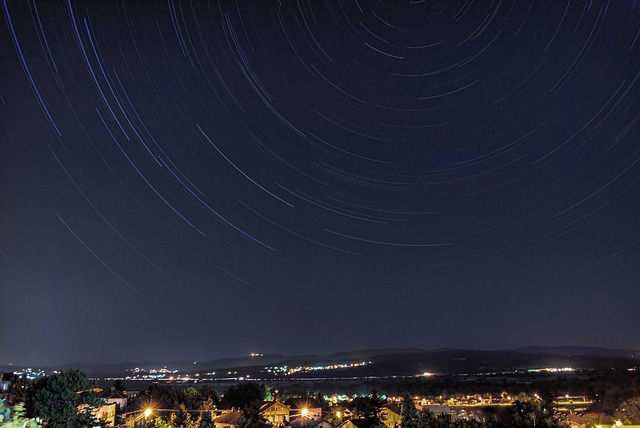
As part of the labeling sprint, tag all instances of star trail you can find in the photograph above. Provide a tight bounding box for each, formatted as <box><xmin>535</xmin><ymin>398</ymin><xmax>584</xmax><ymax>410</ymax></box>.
<box><xmin>1</xmin><ymin>0</ymin><xmax>640</xmax><ymax>366</ymax></box>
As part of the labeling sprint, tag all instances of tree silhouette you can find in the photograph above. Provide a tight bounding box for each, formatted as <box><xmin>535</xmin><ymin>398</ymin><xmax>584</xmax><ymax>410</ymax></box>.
<box><xmin>223</xmin><ymin>382</ymin><xmax>266</xmax><ymax>410</ymax></box>
<box><xmin>0</xmin><ymin>399</ymin><xmax>40</xmax><ymax>427</ymax></box>
<box><xmin>400</xmin><ymin>393</ymin><xmax>418</xmax><ymax>428</ymax></box>
<box><xmin>352</xmin><ymin>390</ymin><xmax>386</xmax><ymax>428</ymax></box>
<box><xmin>30</xmin><ymin>369</ymin><xmax>102</xmax><ymax>428</ymax></box>
<box><xmin>616</xmin><ymin>396</ymin><xmax>640</xmax><ymax>424</ymax></box>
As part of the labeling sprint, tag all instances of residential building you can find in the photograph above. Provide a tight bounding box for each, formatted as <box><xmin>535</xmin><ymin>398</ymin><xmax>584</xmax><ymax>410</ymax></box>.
<box><xmin>261</xmin><ymin>401</ymin><xmax>291</xmax><ymax>425</ymax></box>
<box><xmin>215</xmin><ymin>410</ymin><xmax>242</xmax><ymax>428</ymax></box>
<box><xmin>337</xmin><ymin>419</ymin><xmax>371</xmax><ymax>428</ymax></box>
<box><xmin>423</xmin><ymin>405</ymin><xmax>456</xmax><ymax>422</ymax></box>
<box><xmin>78</xmin><ymin>402</ymin><xmax>116</xmax><ymax>427</ymax></box>
<box><xmin>290</xmin><ymin>419</ymin><xmax>333</xmax><ymax>428</ymax></box>
<box><xmin>97</xmin><ymin>387</ymin><xmax>128</xmax><ymax>410</ymax></box>
<box><xmin>382</xmin><ymin>404</ymin><xmax>401</xmax><ymax>428</ymax></box>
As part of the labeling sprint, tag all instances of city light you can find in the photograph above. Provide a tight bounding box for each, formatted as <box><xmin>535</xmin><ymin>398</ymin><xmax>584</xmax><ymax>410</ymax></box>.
<box><xmin>264</xmin><ymin>361</ymin><xmax>370</xmax><ymax>376</ymax></box>
<box><xmin>527</xmin><ymin>367</ymin><xmax>574</xmax><ymax>373</ymax></box>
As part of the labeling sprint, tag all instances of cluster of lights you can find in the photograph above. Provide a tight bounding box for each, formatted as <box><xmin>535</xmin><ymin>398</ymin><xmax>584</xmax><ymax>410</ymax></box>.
<box><xmin>13</xmin><ymin>368</ymin><xmax>46</xmax><ymax>380</ymax></box>
<box><xmin>527</xmin><ymin>367</ymin><xmax>574</xmax><ymax>373</ymax></box>
<box><xmin>443</xmin><ymin>394</ymin><xmax>512</xmax><ymax>406</ymax></box>
<box><xmin>265</xmin><ymin>361</ymin><xmax>369</xmax><ymax>376</ymax></box>
<box><xmin>265</xmin><ymin>366</ymin><xmax>288</xmax><ymax>374</ymax></box>
<box><xmin>149</xmin><ymin>367</ymin><xmax>178</xmax><ymax>375</ymax></box>
<box><xmin>326</xmin><ymin>394</ymin><xmax>350</xmax><ymax>404</ymax></box>
<box><xmin>385</xmin><ymin>393</ymin><xmax>517</xmax><ymax>408</ymax></box>
<box><xmin>415</xmin><ymin>372</ymin><xmax>436</xmax><ymax>377</ymax></box>
<box><xmin>126</xmin><ymin>366</ymin><xmax>179</xmax><ymax>380</ymax></box>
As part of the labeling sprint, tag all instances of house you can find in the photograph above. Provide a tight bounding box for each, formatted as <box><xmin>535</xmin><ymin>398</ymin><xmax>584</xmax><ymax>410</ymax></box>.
<box><xmin>423</xmin><ymin>405</ymin><xmax>456</xmax><ymax>422</ymax></box>
<box><xmin>564</xmin><ymin>413</ymin><xmax>615</xmax><ymax>428</ymax></box>
<box><xmin>97</xmin><ymin>387</ymin><xmax>128</xmax><ymax>410</ymax></box>
<box><xmin>290</xmin><ymin>419</ymin><xmax>333</xmax><ymax>428</ymax></box>
<box><xmin>337</xmin><ymin>419</ymin><xmax>372</xmax><ymax>428</ymax></box>
<box><xmin>286</xmin><ymin>398</ymin><xmax>323</xmax><ymax>420</ymax></box>
<box><xmin>253</xmin><ymin>422</ymin><xmax>275</xmax><ymax>428</ymax></box>
<box><xmin>79</xmin><ymin>402</ymin><xmax>116</xmax><ymax>427</ymax></box>
<box><xmin>260</xmin><ymin>401</ymin><xmax>291</xmax><ymax>425</ymax></box>
<box><xmin>95</xmin><ymin>402</ymin><xmax>117</xmax><ymax>427</ymax></box>
<box><xmin>382</xmin><ymin>404</ymin><xmax>401</xmax><ymax>428</ymax></box>
<box><xmin>215</xmin><ymin>410</ymin><xmax>242</xmax><ymax>428</ymax></box>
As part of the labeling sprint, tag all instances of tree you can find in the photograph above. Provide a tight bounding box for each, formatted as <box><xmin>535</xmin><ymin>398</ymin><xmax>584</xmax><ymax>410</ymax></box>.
<box><xmin>236</xmin><ymin>411</ymin><xmax>259</xmax><ymax>428</ymax></box>
<box><xmin>0</xmin><ymin>399</ymin><xmax>40</xmax><ymax>428</ymax></box>
<box><xmin>113</xmin><ymin>379</ymin><xmax>126</xmax><ymax>392</ymax></box>
<box><xmin>132</xmin><ymin>417</ymin><xmax>173</xmax><ymax>428</ymax></box>
<box><xmin>30</xmin><ymin>369</ymin><xmax>102</xmax><ymax>428</ymax></box>
<box><xmin>196</xmin><ymin>386</ymin><xmax>220</xmax><ymax>407</ymax></box>
<box><xmin>616</xmin><ymin>396</ymin><xmax>640</xmax><ymax>424</ymax></box>
<box><xmin>172</xmin><ymin>403</ymin><xmax>192</xmax><ymax>428</ymax></box>
<box><xmin>236</xmin><ymin>400</ymin><xmax>266</xmax><ymax>428</ymax></box>
<box><xmin>223</xmin><ymin>382</ymin><xmax>266</xmax><ymax>410</ymax></box>
<box><xmin>400</xmin><ymin>393</ymin><xmax>418</xmax><ymax>428</ymax></box>
<box><xmin>416</xmin><ymin>409</ymin><xmax>448</xmax><ymax>428</ymax></box>
<box><xmin>198</xmin><ymin>398</ymin><xmax>216</xmax><ymax>428</ymax></box>
<box><xmin>6</xmin><ymin>375</ymin><xmax>33</xmax><ymax>406</ymax></box>
<box><xmin>497</xmin><ymin>394</ymin><xmax>566</xmax><ymax>428</ymax></box>
<box><xmin>222</xmin><ymin>382</ymin><xmax>268</xmax><ymax>428</ymax></box>
<box><xmin>351</xmin><ymin>390</ymin><xmax>386</xmax><ymax>428</ymax></box>
<box><xmin>316</xmin><ymin>392</ymin><xmax>331</xmax><ymax>420</ymax></box>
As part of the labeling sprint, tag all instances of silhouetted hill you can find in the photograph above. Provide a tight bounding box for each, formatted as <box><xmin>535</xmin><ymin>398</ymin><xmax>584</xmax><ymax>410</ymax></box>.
<box><xmin>514</xmin><ymin>346</ymin><xmax>639</xmax><ymax>358</ymax></box>
<box><xmin>6</xmin><ymin>346</ymin><xmax>638</xmax><ymax>377</ymax></box>
<box><xmin>324</xmin><ymin>347</ymin><xmax>429</xmax><ymax>360</ymax></box>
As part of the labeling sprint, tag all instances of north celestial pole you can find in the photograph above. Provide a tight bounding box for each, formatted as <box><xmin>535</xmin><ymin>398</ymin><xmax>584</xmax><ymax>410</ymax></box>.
<box><xmin>1</xmin><ymin>0</ymin><xmax>640</xmax><ymax>367</ymax></box>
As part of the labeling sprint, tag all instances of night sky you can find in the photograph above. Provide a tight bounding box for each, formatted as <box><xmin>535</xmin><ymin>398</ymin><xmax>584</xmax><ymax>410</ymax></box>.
<box><xmin>2</xmin><ymin>0</ymin><xmax>640</xmax><ymax>367</ymax></box>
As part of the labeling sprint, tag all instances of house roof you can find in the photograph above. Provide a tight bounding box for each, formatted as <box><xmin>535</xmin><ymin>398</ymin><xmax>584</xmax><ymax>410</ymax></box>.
<box><xmin>423</xmin><ymin>405</ymin><xmax>454</xmax><ymax>414</ymax></box>
<box><xmin>565</xmin><ymin>413</ymin><xmax>614</xmax><ymax>425</ymax></box>
<box><xmin>290</xmin><ymin>419</ymin><xmax>327</xmax><ymax>428</ymax></box>
<box><xmin>383</xmin><ymin>404</ymin><xmax>401</xmax><ymax>416</ymax></box>
<box><xmin>216</xmin><ymin>411</ymin><xmax>242</xmax><ymax>425</ymax></box>
<box><xmin>260</xmin><ymin>401</ymin><xmax>290</xmax><ymax>412</ymax></box>
<box><xmin>97</xmin><ymin>388</ymin><xmax>127</xmax><ymax>399</ymax></box>
<box><xmin>339</xmin><ymin>419</ymin><xmax>371</xmax><ymax>428</ymax></box>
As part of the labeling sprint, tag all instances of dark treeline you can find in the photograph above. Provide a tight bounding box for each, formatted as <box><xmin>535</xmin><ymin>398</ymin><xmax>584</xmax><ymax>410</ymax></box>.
<box><xmin>127</xmin><ymin>383</ymin><xmax>220</xmax><ymax>411</ymax></box>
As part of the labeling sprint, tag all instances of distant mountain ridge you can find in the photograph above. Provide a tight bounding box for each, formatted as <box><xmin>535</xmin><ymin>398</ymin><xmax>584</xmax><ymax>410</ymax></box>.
<box><xmin>3</xmin><ymin>345</ymin><xmax>637</xmax><ymax>375</ymax></box>
<box><xmin>513</xmin><ymin>345</ymin><xmax>640</xmax><ymax>357</ymax></box>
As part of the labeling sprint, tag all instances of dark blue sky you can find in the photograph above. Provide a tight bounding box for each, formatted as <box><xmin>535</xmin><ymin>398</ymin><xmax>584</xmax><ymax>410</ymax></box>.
<box><xmin>2</xmin><ymin>0</ymin><xmax>640</xmax><ymax>367</ymax></box>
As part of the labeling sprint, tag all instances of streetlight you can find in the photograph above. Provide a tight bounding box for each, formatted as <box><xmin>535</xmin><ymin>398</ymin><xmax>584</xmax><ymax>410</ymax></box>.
<box><xmin>121</xmin><ymin>407</ymin><xmax>155</xmax><ymax>425</ymax></box>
